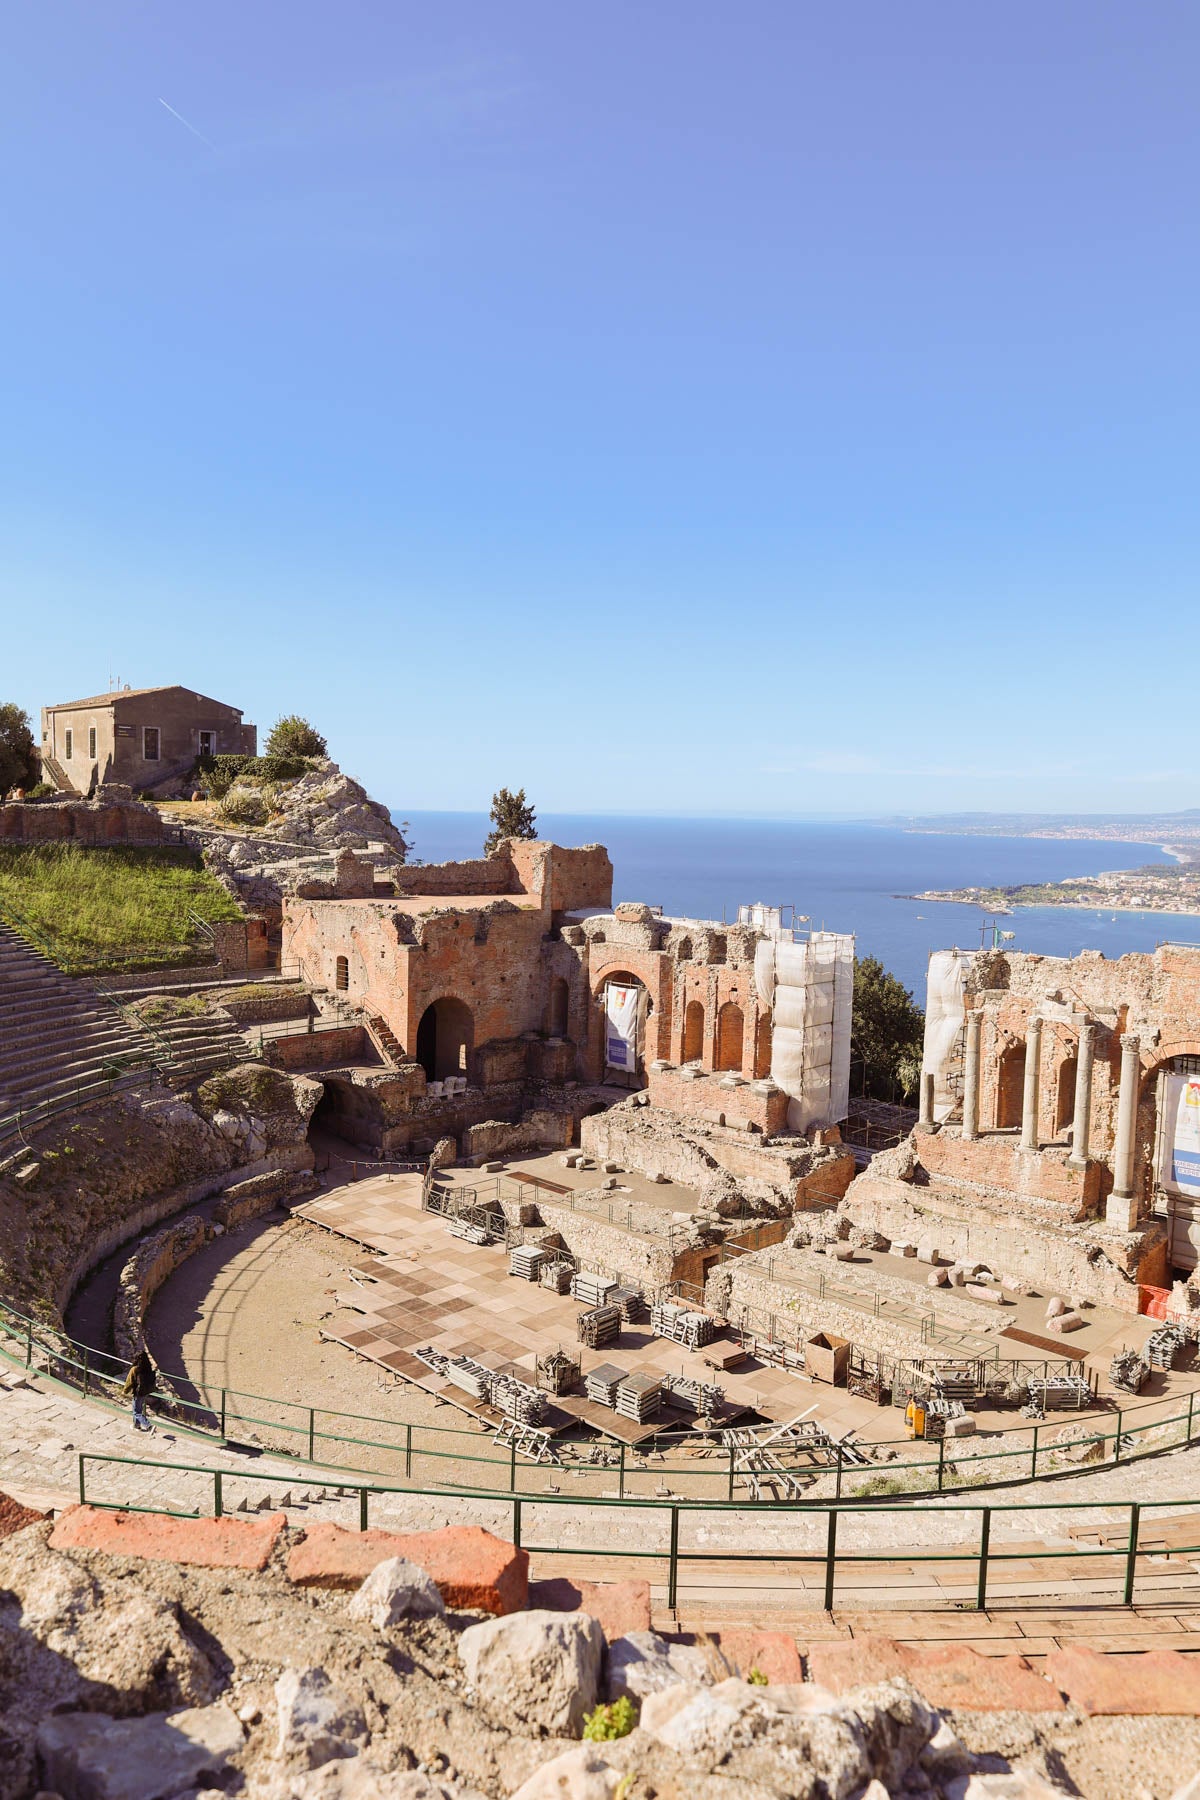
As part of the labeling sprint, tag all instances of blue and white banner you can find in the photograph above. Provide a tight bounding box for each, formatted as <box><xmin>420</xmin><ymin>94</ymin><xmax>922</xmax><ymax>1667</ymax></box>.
<box><xmin>604</xmin><ymin>982</ymin><xmax>641</xmax><ymax>1072</ymax></box>
<box><xmin>1160</xmin><ymin>1073</ymin><xmax>1200</xmax><ymax>1198</ymax></box>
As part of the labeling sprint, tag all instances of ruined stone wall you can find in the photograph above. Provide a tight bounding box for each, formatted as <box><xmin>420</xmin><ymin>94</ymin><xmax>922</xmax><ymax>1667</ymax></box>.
<box><xmin>0</xmin><ymin>799</ymin><xmax>166</xmax><ymax>845</ymax></box>
<box><xmin>645</xmin><ymin>1064</ymin><xmax>788</xmax><ymax>1133</ymax></box>
<box><xmin>915</xmin><ymin>1126</ymin><xmax>1102</xmax><ymax>1217</ymax></box>
<box><xmin>390</xmin><ymin>852</ymin><xmax>518</xmax><ymax>898</ymax></box>
<box><xmin>265</xmin><ymin>1025</ymin><xmax>369</xmax><ymax>1072</ymax></box>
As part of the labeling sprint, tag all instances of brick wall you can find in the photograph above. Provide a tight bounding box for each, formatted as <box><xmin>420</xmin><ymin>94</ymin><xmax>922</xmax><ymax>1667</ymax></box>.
<box><xmin>265</xmin><ymin>1024</ymin><xmax>367</xmax><ymax>1071</ymax></box>
<box><xmin>0</xmin><ymin>799</ymin><xmax>166</xmax><ymax>845</ymax></box>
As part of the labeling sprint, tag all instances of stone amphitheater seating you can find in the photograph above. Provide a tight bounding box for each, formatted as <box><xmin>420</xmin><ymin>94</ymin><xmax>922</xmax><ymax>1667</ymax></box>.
<box><xmin>0</xmin><ymin>923</ymin><xmax>162</xmax><ymax>1138</ymax></box>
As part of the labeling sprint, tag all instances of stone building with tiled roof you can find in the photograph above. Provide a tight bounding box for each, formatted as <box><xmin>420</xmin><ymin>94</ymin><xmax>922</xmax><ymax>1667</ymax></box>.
<box><xmin>41</xmin><ymin>684</ymin><xmax>256</xmax><ymax>794</ymax></box>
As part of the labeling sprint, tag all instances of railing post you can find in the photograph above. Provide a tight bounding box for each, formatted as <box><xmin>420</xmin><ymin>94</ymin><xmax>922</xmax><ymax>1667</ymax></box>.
<box><xmin>835</xmin><ymin>1444</ymin><xmax>844</xmax><ymax>1500</ymax></box>
<box><xmin>25</xmin><ymin>1320</ymin><xmax>32</xmax><ymax>1368</ymax></box>
<box><xmin>78</xmin><ymin>1454</ymin><xmax>86</xmax><ymax>1505</ymax></box>
<box><xmin>937</xmin><ymin>1436</ymin><xmax>946</xmax><ymax>1492</ymax></box>
<box><xmin>1114</xmin><ymin>1411</ymin><xmax>1123</xmax><ymax>1463</ymax></box>
<box><xmin>359</xmin><ymin>1487</ymin><xmax>369</xmax><ymax>1532</ymax></box>
<box><xmin>667</xmin><ymin>1505</ymin><xmax>680</xmax><ymax>1612</ymax></box>
<box><xmin>823</xmin><ymin>1509</ymin><xmax>838</xmax><ymax>1612</ymax></box>
<box><xmin>976</xmin><ymin>1508</ymin><xmax>991</xmax><ymax>1610</ymax></box>
<box><xmin>308</xmin><ymin>1408</ymin><xmax>316</xmax><ymax>1461</ymax></box>
<box><xmin>727</xmin><ymin>1449</ymin><xmax>736</xmax><ymax>1502</ymax></box>
<box><xmin>1030</xmin><ymin>1424</ymin><xmax>1039</xmax><ymax>1480</ymax></box>
<box><xmin>512</xmin><ymin>1497</ymin><xmax>523</xmax><ymax>1550</ymax></box>
<box><xmin>510</xmin><ymin>1441</ymin><xmax>518</xmax><ymax>1494</ymax></box>
<box><xmin>1123</xmin><ymin>1502</ymin><xmax>1140</xmax><ymax>1606</ymax></box>
<box><xmin>82</xmin><ymin>1346</ymin><xmax>90</xmax><ymax>1397</ymax></box>
<box><xmin>1189</xmin><ymin>1389</ymin><xmax>1196</xmax><ymax>1444</ymax></box>
<box><xmin>618</xmin><ymin>1443</ymin><xmax>626</xmax><ymax>1500</ymax></box>
<box><xmin>220</xmin><ymin>1389</ymin><xmax>227</xmax><ymax>1440</ymax></box>
<box><xmin>214</xmin><ymin>1471</ymin><xmax>223</xmax><ymax>1518</ymax></box>
<box><xmin>405</xmin><ymin>1423</ymin><xmax>413</xmax><ymax>1479</ymax></box>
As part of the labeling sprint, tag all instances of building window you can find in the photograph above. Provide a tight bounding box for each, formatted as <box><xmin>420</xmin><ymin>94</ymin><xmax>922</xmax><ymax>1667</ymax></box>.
<box><xmin>198</xmin><ymin>730</ymin><xmax>214</xmax><ymax>758</ymax></box>
<box><xmin>64</xmin><ymin>729</ymin><xmax>73</xmax><ymax>759</ymax></box>
<box><xmin>143</xmin><ymin>727</ymin><xmax>160</xmax><ymax>761</ymax></box>
<box><xmin>88</xmin><ymin>727</ymin><xmax>96</xmax><ymax>760</ymax></box>
<box><xmin>335</xmin><ymin>955</ymin><xmax>349</xmax><ymax>991</ymax></box>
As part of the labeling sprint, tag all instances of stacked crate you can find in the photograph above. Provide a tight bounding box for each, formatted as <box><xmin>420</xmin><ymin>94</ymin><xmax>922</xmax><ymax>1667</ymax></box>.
<box><xmin>662</xmin><ymin>1372</ymin><xmax>724</xmax><ymax>1414</ymax></box>
<box><xmin>489</xmin><ymin>1372</ymin><xmax>550</xmax><ymax>1425</ymax></box>
<box><xmin>584</xmin><ymin>1363</ymin><xmax>627</xmax><ymax>1407</ymax></box>
<box><xmin>572</xmin><ymin>1272</ymin><xmax>618</xmax><ymax>1307</ymax></box>
<box><xmin>509</xmin><ymin>1245</ymin><xmax>545</xmax><ymax>1281</ymax></box>
<box><xmin>610</xmin><ymin>1286</ymin><xmax>648</xmax><ymax>1323</ymax></box>
<box><xmin>577</xmin><ymin>1304</ymin><xmax>622</xmax><ymax>1348</ymax></box>
<box><xmin>616</xmin><ymin>1372</ymin><xmax>662</xmax><ymax>1423</ymax></box>
<box><xmin>651</xmin><ymin>1302</ymin><xmax>715</xmax><ymax>1350</ymax></box>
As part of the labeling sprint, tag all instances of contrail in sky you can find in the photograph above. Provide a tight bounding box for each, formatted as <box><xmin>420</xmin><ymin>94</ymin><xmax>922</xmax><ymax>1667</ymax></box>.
<box><xmin>158</xmin><ymin>98</ymin><xmax>215</xmax><ymax>148</ymax></box>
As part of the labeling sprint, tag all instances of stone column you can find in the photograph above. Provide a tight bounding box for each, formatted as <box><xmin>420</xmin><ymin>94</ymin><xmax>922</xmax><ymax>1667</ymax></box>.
<box><xmin>1108</xmin><ymin>1034</ymin><xmax>1142</xmax><ymax>1226</ymax></box>
<box><xmin>962</xmin><ymin>1011</ymin><xmax>982</xmax><ymax>1141</ymax></box>
<box><xmin>919</xmin><ymin>1070</ymin><xmax>935</xmax><ymax>1128</ymax></box>
<box><xmin>1020</xmin><ymin>1016</ymin><xmax>1042</xmax><ymax>1151</ymax></box>
<box><xmin>1070</xmin><ymin>1022</ymin><xmax>1095</xmax><ymax>1166</ymax></box>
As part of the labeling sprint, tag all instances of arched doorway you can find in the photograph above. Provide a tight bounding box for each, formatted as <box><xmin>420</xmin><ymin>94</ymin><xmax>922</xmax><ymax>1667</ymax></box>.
<box><xmin>416</xmin><ymin>996</ymin><xmax>473</xmax><ymax>1082</ymax></box>
<box><xmin>716</xmin><ymin>1001</ymin><xmax>745</xmax><ymax>1073</ymax></box>
<box><xmin>1056</xmin><ymin>1056</ymin><xmax>1078</xmax><ymax>1136</ymax></box>
<box><xmin>683</xmin><ymin>1000</ymin><xmax>705</xmax><ymax>1064</ymax></box>
<box><xmin>600</xmin><ymin>973</ymin><xmax>649</xmax><ymax>1081</ymax></box>
<box><xmin>996</xmin><ymin>1043</ymin><xmax>1026</xmax><ymax>1130</ymax></box>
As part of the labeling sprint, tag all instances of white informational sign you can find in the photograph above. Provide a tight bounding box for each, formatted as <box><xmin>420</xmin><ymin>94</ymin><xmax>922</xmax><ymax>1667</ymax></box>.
<box><xmin>1160</xmin><ymin>1072</ymin><xmax>1200</xmax><ymax>1198</ymax></box>
<box><xmin>604</xmin><ymin>982</ymin><xmax>641</xmax><ymax>1072</ymax></box>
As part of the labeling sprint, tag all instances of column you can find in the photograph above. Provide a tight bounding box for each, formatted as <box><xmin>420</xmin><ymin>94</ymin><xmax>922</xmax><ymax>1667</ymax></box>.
<box><xmin>919</xmin><ymin>1070</ymin><xmax>935</xmax><ymax>1128</ymax></box>
<box><xmin>1020</xmin><ymin>1016</ymin><xmax>1042</xmax><ymax>1151</ymax></box>
<box><xmin>962</xmin><ymin>1010</ymin><xmax>983</xmax><ymax>1141</ymax></box>
<box><xmin>1070</xmin><ymin>1022</ymin><xmax>1095</xmax><ymax>1166</ymax></box>
<box><xmin>1110</xmin><ymin>1033</ymin><xmax>1142</xmax><ymax>1211</ymax></box>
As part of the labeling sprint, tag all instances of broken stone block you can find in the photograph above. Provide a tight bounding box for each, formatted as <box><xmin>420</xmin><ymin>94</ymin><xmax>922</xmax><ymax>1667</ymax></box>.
<box><xmin>509</xmin><ymin>1747</ymin><xmax>624</xmax><ymax>1799</ymax></box>
<box><xmin>1048</xmin><ymin>1311</ymin><xmax>1085</xmax><ymax>1333</ymax></box>
<box><xmin>605</xmin><ymin>1629</ymin><xmax>710</xmax><ymax>1703</ymax></box>
<box><xmin>1000</xmin><ymin>1274</ymin><xmax>1031</xmax><ymax>1295</ymax></box>
<box><xmin>346</xmin><ymin>1555</ymin><xmax>445</xmax><ymax>1628</ymax></box>
<box><xmin>916</xmin><ymin>1239</ymin><xmax>939</xmax><ymax>1264</ymax></box>
<box><xmin>1045</xmin><ymin>1296</ymin><xmax>1067</xmax><ymax>1320</ymax></box>
<box><xmin>275</xmin><ymin>1666</ymin><xmax>366</xmax><ymax>1768</ymax></box>
<box><xmin>892</xmin><ymin>1241</ymin><xmax>917</xmax><ymax>1258</ymax></box>
<box><xmin>945</xmin><ymin>1414</ymin><xmax>976</xmax><ymax>1436</ymax></box>
<box><xmin>966</xmin><ymin>1284</ymin><xmax>1009</xmax><ymax>1305</ymax></box>
<box><xmin>949</xmin><ymin>1265</ymin><xmax>967</xmax><ymax>1286</ymax></box>
<box><xmin>1069</xmin><ymin>1292</ymin><xmax>1092</xmax><ymax>1312</ymax></box>
<box><xmin>458</xmin><ymin>1609</ymin><xmax>603</xmax><ymax>1737</ymax></box>
<box><xmin>37</xmin><ymin>1703</ymin><xmax>243</xmax><ymax>1800</ymax></box>
<box><xmin>928</xmin><ymin>1268</ymin><xmax>949</xmax><ymax>1287</ymax></box>
<box><xmin>602</xmin><ymin>1160</ymin><xmax>620</xmax><ymax>1174</ymax></box>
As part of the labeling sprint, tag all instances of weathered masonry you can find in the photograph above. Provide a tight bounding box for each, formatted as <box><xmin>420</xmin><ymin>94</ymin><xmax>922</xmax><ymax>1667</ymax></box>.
<box><xmin>41</xmin><ymin>685</ymin><xmax>256</xmax><ymax>796</ymax></box>
<box><xmin>281</xmin><ymin>840</ymin><xmax>856</xmax><ymax>1190</ymax></box>
<box><xmin>849</xmin><ymin>941</ymin><xmax>1200</xmax><ymax>1307</ymax></box>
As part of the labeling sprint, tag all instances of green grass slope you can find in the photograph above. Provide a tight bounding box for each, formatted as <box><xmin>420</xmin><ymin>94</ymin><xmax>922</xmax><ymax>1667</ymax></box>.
<box><xmin>0</xmin><ymin>844</ymin><xmax>242</xmax><ymax>975</ymax></box>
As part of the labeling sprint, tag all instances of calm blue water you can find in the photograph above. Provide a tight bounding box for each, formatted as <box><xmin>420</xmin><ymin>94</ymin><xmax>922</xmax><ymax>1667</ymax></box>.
<box><xmin>394</xmin><ymin>811</ymin><xmax>1198</xmax><ymax>1000</ymax></box>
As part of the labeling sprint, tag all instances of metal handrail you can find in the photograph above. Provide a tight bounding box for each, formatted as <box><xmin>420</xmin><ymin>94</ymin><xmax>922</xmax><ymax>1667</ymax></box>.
<box><xmin>73</xmin><ymin>1448</ymin><xmax>1200</xmax><ymax>1612</ymax></box>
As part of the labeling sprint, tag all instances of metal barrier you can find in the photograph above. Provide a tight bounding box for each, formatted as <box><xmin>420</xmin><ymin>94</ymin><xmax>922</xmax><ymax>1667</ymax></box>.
<box><xmin>73</xmin><ymin>1449</ymin><xmax>1200</xmax><ymax>1613</ymax></box>
<box><xmin>4</xmin><ymin>1293</ymin><xmax>1200</xmax><ymax>1504</ymax></box>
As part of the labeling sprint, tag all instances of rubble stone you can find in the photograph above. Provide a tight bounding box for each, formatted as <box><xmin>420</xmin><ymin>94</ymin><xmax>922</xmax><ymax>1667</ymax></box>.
<box><xmin>346</xmin><ymin>1556</ymin><xmax>446</xmax><ymax>1628</ymax></box>
<box><xmin>36</xmin><ymin>1702</ymin><xmax>243</xmax><ymax>1800</ymax></box>
<box><xmin>459</xmin><ymin>1609</ymin><xmax>604</xmax><ymax>1738</ymax></box>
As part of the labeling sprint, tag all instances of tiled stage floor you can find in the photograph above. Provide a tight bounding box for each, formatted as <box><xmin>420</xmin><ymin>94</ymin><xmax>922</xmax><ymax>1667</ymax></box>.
<box><xmin>295</xmin><ymin>1173</ymin><xmax>826</xmax><ymax>1443</ymax></box>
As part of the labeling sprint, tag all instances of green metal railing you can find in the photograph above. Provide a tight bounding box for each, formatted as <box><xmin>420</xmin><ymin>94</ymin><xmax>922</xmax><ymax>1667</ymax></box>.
<box><xmin>4</xmin><ymin>1292</ymin><xmax>1199</xmax><ymax>1504</ymax></box>
<box><xmin>73</xmin><ymin>1449</ymin><xmax>1200</xmax><ymax>1613</ymax></box>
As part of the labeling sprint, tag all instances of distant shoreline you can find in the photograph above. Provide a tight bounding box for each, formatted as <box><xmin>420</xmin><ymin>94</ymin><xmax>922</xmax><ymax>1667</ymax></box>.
<box><xmin>897</xmin><ymin>891</ymin><xmax>1200</xmax><ymax>921</ymax></box>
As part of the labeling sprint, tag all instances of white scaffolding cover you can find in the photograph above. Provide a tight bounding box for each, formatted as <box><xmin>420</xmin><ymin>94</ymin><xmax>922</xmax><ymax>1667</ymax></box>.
<box><xmin>757</xmin><ymin>931</ymin><xmax>854</xmax><ymax>1133</ymax></box>
<box><xmin>921</xmin><ymin>949</ymin><xmax>973</xmax><ymax>1121</ymax></box>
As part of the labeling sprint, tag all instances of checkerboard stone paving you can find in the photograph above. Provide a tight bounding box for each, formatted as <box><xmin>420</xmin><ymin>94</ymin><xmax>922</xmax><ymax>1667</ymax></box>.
<box><xmin>294</xmin><ymin>1179</ymin><xmax>825</xmax><ymax>1441</ymax></box>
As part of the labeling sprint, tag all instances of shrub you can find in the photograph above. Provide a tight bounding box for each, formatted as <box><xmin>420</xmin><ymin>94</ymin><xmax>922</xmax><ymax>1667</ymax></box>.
<box><xmin>216</xmin><ymin>786</ymin><xmax>270</xmax><ymax>827</ymax></box>
<box><xmin>23</xmin><ymin>782</ymin><xmax>59</xmax><ymax>802</ymax></box>
<box><xmin>747</xmin><ymin>1665</ymin><xmax>769</xmax><ymax>1686</ymax></box>
<box><xmin>195</xmin><ymin>754</ymin><xmax>311</xmax><ymax>800</ymax></box>
<box><xmin>265</xmin><ymin>715</ymin><xmax>327</xmax><ymax>758</ymax></box>
<box><xmin>582</xmin><ymin>1697</ymin><xmax>637</xmax><ymax>1741</ymax></box>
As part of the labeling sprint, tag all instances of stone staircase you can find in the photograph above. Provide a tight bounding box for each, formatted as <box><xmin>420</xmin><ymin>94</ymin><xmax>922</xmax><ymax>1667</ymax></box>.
<box><xmin>0</xmin><ymin>925</ymin><xmax>162</xmax><ymax>1141</ymax></box>
<box><xmin>134</xmin><ymin>1005</ymin><xmax>252</xmax><ymax>1084</ymax></box>
<box><xmin>367</xmin><ymin>1013</ymin><xmax>404</xmax><ymax>1067</ymax></box>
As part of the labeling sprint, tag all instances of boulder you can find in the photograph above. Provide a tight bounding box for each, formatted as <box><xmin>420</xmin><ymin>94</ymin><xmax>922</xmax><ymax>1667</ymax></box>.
<box><xmin>508</xmin><ymin>1747</ymin><xmax>625</xmax><ymax>1799</ymax></box>
<box><xmin>37</xmin><ymin>1703</ymin><xmax>243</xmax><ymax>1800</ymax></box>
<box><xmin>346</xmin><ymin>1556</ymin><xmax>445</xmax><ymax>1628</ymax></box>
<box><xmin>274</xmin><ymin>1667</ymin><xmax>367</xmax><ymax>1768</ymax></box>
<box><xmin>605</xmin><ymin>1630</ymin><xmax>711</xmax><ymax>1703</ymax></box>
<box><xmin>459</xmin><ymin>1609</ymin><xmax>604</xmax><ymax>1737</ymax></box>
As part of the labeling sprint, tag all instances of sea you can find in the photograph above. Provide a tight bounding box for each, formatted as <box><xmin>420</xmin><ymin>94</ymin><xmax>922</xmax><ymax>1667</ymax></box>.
<box><xmin>395</xmin><ymin>811</ymin><xmax>1200</xmax><ymax>1002</ymax></box>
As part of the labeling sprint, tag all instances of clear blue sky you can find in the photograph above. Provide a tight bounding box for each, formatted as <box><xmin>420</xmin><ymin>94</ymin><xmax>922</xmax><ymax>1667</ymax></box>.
<box><xmin>3</xmin><ymin>4</ymin><xmax>1197</xmax><ymax>818</ymax></box>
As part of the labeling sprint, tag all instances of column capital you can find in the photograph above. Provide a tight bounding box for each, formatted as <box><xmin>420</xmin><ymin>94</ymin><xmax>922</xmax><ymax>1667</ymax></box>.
<box><xmin>1120</xmin><ymin>1032</ymin><xmax>1141</xmax><ymax>1055</ymax></box>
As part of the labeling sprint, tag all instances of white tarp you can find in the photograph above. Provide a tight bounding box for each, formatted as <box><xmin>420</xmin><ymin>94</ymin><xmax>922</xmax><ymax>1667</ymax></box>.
<box><xmin>763</xmin><ymin>931</ymin><xmax>854</xmax><ymax>1133</ymax></box>
<box><xmin>604</xmin><ymin>981</ymin><xmax>642</xmax><ymax>1073</ymax></box>
<box><xmin>1159</xmin><ymin>1072</ymin><xmax>1200</xmax><ymax>1198</ymax></box>
<box><xmin>922</xmin><ymin>949</ymin><xmax>972</xmax><ymax>1122</ymax></box>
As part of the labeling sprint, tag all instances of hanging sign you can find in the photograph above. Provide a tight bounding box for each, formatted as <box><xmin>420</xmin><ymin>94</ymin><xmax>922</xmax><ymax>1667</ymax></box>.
<box><xmin>604</xmin><ymin>982</ymin><xmax>640</xmax><ymax>1071</ymax></box>
<box><xmin>1160</xmin><ymin>1073</ymin><xmax>1200</xmax><ymax>1198</ymax></box>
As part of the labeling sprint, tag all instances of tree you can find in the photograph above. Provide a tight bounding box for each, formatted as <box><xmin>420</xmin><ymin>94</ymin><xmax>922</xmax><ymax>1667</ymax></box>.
<box><xmin>265</xmin><ymin>715</ymin><xmax>327</xmax><ymax>759</ymax></box>
<box><xmin>484</xmin><ymin>787</ymin><xmax>537</xmax><ymax>855</ymax></box>
<box><xmin>0</xmin><ymin>704</ymin><xmax>39</xmax><ymax>796</ymax></box>
<box><xmin>851</xmin><ymin>955</ymin><xmax>926</xmax><ymax>1103</ymax></box>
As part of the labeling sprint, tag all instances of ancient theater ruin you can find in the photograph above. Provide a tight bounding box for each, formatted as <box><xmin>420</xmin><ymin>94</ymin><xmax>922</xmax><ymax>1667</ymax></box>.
<box><xmin>281</xmin><ymin>836</ymin><xmax>856</xmax><ymax>1206</ymax></box>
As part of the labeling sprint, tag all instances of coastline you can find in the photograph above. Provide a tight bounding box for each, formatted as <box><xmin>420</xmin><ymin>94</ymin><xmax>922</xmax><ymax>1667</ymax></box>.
<box><xmin>898</xmin><ymin>891</ymin><xmax>1200</xmax><ymax>921</ymax></box>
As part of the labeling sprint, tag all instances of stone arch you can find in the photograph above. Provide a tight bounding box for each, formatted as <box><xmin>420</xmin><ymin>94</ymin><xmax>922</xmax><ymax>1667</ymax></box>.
<box><xmin>599</xmin><ymin>972</ymin><xmax>650</xmax><ymax>1078</ymax></box>
<box><xmin>416</xmin><ymin>996</ymin><xmax>474</xmax><ymax>1082</ymax></box>
<box><xmin>715</xmin><ymin>1001</ymin><xmax>745</xmax><ymax>1073</ymax></box>
<box><xmin>683</xmin><ymin>999</ymin><xmax>705</xmax><ymax>1064</ymax></box>
<box><xmin>546</xmin><ymin>976</ymin><xmax>569</xmax><ymax>1039</ymax></box>
<box><xmin>1055</xmin><ymin>1056</ymin><xmax>1078</xmax><ymax>1135</ymax></box>
<box><xmin>335</xmin><ymin>955</ymin><xmax>349</xmax><ymax>992</ymax></box>
<box><xmin>996</xmin><ymin>1041</ymin><xmax>1025</xmax><ymax>1130</ymax></box>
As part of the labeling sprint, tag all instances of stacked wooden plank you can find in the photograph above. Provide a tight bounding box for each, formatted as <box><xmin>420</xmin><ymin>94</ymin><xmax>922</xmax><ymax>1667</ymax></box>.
<box><xmin>1146</xmin><ymin>1323</ymin><xmax>1189</xmax><ymax>1370</ymax></box>
<box><xmin>577</xmin><ymin>1304</ymin><xmax>622</xmax><ymax>1348</ymax></box>
<box><xmin>584</xmin><ymin>1362</ymin><xmax>627</xmax><ymax>1407</ymax></box>
<box><xmin>651</xmin><ymin>1301</ymin><xmax>715</xmax><ymax>1350</ymax></box>
<box><xmin>509</xmin><ymin>1245</ymin><xmax>546</xmax><ymax>1281</ymax></box>
<box><xmin>489</xmin><ymin>1371</ymin><xmax>550</xmax><ymax>1424</ymax></box>
<box><xmin>616</xmin><ymin>1371</ymin><xmax>661</xmax><ymax>1422</ymax></box>
<box><xmin>610</xmin><ymin>1285</ymin><xmax>648</xmax><ymax>1323</ymax></box>
<box><xmin>572</xmin><ymin>1272</ymin><xmax>618</xmax><ymax>1306</ymax></box>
